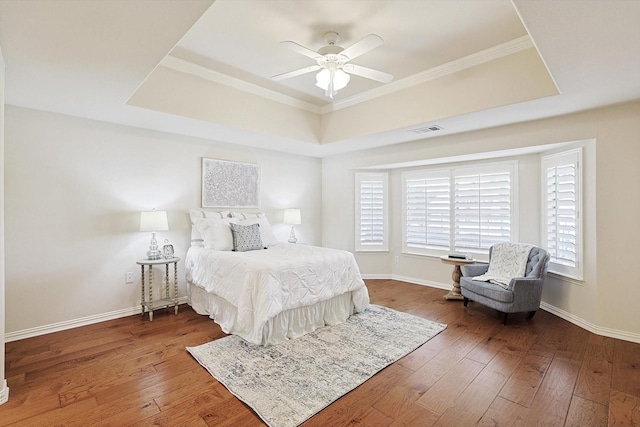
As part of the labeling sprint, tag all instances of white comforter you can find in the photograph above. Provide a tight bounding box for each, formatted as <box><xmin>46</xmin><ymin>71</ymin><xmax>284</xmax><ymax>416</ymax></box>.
<box><xmin>186</xmin><ymin>243</ymin><xmax>369</xmax><ymax>343</ymax></box>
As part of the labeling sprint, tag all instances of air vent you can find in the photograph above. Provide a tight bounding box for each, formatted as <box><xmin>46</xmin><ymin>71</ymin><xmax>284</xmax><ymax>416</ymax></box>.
<box><xmin>409</xmin><ymin>125</ymin><xmax>443</xmax><ymax>134</ymax></box>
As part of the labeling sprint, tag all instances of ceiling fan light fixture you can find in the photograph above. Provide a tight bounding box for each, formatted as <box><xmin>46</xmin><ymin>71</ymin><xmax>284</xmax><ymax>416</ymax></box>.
<box><xmin>315</xmin><ymin>68</ymin><xmax>350</xmax><ymax>98</ymax></box>
<box><xmin>274</xmin><ymin>32</ymin><xmax>391</xmax><ymax>100</ymax></box>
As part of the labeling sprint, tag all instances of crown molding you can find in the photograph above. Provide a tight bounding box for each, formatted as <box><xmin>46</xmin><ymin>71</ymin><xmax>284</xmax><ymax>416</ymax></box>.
<box><xmin>161</xmin><ymin>36</ymin><xmax>532</xmax><ymax>117</ymax></box>
<box><xmin>161</xmin><ymin>55</ymin><xmax>322</xmax><ymax>114</ymax></box>
<box><xmin>321</xmin><ymin>35</ymin><xmax>533</xmax><ymax>114</ymax></box>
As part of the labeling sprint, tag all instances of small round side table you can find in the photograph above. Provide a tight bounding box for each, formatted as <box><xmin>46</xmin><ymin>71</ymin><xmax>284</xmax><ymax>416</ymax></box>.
<box><xmin>440</xmin><ymin>255</ymin><xmax>475</xmax><ymax>301</ymax></box>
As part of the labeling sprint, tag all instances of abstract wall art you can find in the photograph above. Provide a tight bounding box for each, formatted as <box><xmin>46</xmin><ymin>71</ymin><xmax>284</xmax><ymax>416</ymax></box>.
<box><xmin>201</xmin><ymin>158</ymin><xmax>260</xmax><ymax>208</ymax></box>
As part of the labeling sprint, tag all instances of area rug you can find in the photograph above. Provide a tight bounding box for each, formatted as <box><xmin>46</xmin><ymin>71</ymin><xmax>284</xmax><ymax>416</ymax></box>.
<box><xmin>187</xmin><ymin>304</ymin><xmax>447</xmax><ymax>427</ymax></box>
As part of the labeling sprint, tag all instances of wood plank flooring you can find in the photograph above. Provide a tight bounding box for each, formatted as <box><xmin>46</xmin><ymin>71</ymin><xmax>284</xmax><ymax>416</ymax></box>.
<box><xmin>2</xmin><ymin>279</ymin><xmax>640</xmax><ymax>426</ymax></box>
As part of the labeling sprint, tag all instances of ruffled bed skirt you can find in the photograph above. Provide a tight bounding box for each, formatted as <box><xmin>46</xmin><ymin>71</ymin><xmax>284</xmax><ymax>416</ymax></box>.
<box><xmin>188</xmin><ymin>281</ymin><xmax>356</xmax><ymax>346</ymax></box>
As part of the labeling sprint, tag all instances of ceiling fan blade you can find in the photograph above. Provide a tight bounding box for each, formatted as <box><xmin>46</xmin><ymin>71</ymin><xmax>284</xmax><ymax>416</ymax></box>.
<box><xmin>344</xmin><ymin>64</ymin><xmax>394</xmax><ymax>84</ymax></box>
<box><xmin>280</xmin><ymin>41</ymin><xmax>322</xmax><ymax>60</ymax></box>
<box><xmin>340</xmin><ymin>34</ymin><xmax>384</xmax><ymax>61</ymax></box>
<box><xmin>271</xmin><ymin>65</ymin><xmax>321</xmax><ymax>81</ymax></box>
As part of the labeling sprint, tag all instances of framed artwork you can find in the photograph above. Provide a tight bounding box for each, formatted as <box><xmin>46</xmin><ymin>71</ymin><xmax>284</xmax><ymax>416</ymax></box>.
<box><xmin>202</xmin><ymin>158</ymin><xmax>260</xmax><ymax>208</ymax></box>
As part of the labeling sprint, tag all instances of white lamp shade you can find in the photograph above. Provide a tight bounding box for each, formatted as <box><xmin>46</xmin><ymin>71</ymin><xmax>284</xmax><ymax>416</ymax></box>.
<box><xmin>283</xmin><ymin>209</ymin><xmax>302</xmax><ymax>225</ymax></box>
<box><xmin>140</xmin><ymin>210</ymin><xmax>169</xmax><ymax>232</ymax></box>
<box><xmin>315</xmin><ymin>68</ymin><xmax>350</xmax><ymax>91</ymax></box>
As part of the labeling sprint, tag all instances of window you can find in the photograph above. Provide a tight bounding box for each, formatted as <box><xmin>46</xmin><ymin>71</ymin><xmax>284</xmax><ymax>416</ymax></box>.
<box><xmin>403</xmin><ymin>162</ymin><xmax>516</xmax><ymax>257</ymax></box>
<box><xmin>453</xmin><ymin>167</ymin><xmax>513</xmax><ymax>252</ymax></box>
<box><xmin>355</xmin><ymin>172</ymin><xmax>388</xmax><ymax>252</ymax></box>
<box><xmin>405</xmin><ymin>170</ymin><xmax>450</xmax><ymax>250</ymax></box>
<box><xmin>542</xmin><ymin>149</ymin><xmax>582</xmax><ymax>280</ymax></box>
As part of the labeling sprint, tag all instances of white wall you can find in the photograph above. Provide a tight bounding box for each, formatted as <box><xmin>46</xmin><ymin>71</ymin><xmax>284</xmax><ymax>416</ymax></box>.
<box><xmin>0</xmin><ymin>46</ymin><xmax>8</xmax><ymax>405</ymax></box>
<box><xmin>4</xmin><ymin>106</ymin><xmax>322</xmax><ymax>335</ymax></box>
<box><xmin>322</xmin><ymin>101</ymin><xmax>640</xmax><ymax>340</ymax></box>
<box><xmin>4</xmin><ymin>100</ymin><xmax>640</xmax><ymax>344</ymax></box>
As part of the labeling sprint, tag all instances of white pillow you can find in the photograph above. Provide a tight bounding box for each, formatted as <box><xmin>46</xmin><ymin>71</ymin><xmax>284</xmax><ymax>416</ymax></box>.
<box><xmin>230</xmin><ymin>212</ymin><xmax>265</xmax><ymax>220</ymax></box>
<box><xmin>193</xmin><ymin>217</ymin><xmax>237</xmax><ymax>251</ymax></box>
<box><xmin>238</xmin><ymin>217</ymin><xmax>279</xmax><ymax>247</ymax></box>
<box><xmin>189</xmin><ymin>210</ymin><xmax>230</xmax><ymax>246</ymax></box>
<box><xmin>203</xmin><ymin>211</ymin><xmax>230</xmax><ymax>219</ymax></box>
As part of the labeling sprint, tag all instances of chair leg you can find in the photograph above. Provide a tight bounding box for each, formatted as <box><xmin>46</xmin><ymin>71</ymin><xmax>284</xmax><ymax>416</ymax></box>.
<box><xmin>527</xmin><ymin>310</ymin><xmax>537</xmax><ymax>320</ymax></box>
<box><xmin>463</xmin><ymin>297</ymin><xmax>469</xmax><ymax>307</ymax></box>
<box><xmin>502</xmin><ymin>312</ymin><xmax>508</xmax><ymax>325</ymax></box>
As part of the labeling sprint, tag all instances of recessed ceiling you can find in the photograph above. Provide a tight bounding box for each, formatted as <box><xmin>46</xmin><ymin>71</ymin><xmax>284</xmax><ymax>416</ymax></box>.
<box><xmin>171</xmin><ymin>0</ymin><xmax>528</xmax><ymax>104</ymax></box>
<box><xmin>1</xmin><ymin>0</ymin><xmax>639</xmax><ymax>157</ymax></box>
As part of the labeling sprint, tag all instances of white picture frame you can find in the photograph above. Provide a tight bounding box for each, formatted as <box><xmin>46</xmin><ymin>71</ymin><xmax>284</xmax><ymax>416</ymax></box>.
<box><xmin>201</xmin><ymin>158</ymin><xmax>260</xmax><ymax>208</ymax></box>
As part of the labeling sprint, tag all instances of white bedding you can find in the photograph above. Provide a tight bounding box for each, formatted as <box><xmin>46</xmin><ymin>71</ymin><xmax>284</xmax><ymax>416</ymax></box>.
<box><xmin>186</xmin><ymin>243</ymin><xmax>369</xmax><ymax>344</ymax></box>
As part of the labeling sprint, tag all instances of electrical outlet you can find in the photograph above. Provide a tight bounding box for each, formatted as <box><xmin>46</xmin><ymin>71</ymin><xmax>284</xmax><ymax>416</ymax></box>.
<box><xmin>394</xmin><ymin>256</ymin><xmax>400</xmax><ymax>264</ymax></box>
<box><xmin>125</xmin><ymin>272</ymin><xmax>134</xmax><ymax>283</ymax></box>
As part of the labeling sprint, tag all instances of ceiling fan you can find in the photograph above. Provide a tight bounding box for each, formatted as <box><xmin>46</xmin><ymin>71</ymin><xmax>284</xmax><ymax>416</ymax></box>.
<box><xmin>272</xmin><ymin>32</ymin><xmax>394</xmax><ymax>99</ymax></box>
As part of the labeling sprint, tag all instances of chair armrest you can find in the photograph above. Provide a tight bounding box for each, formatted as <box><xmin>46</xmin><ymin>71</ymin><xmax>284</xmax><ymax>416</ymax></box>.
<box><xmin>507</xmin><ymin>277</ymin><xmax>542</xmax><ymax>291</ymax></box>
<box><xmin>461</xmin><ymin>263</ymin><xmax>489</xmax><ymax>277</ymax></box>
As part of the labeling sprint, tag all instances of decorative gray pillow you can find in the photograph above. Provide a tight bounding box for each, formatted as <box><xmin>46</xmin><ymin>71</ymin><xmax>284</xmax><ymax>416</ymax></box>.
<box><xmin>230</xmin><ymin>223</ymin><xmax>264</xmax><ymax>252</ymax></box>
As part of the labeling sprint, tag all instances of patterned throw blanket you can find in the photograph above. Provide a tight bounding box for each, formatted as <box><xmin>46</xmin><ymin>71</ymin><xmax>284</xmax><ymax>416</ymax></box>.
<box><xmin>473</xmin><ymin>242</ymin><xmax>534</xmax><ymax>289</ymax></box>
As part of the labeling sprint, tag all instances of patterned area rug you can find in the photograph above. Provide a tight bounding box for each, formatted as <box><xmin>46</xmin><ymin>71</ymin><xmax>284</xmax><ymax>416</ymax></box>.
<box><xmin>187</xmin><ymin>304</ymin><xmax>447</xmax><ymax>427</ymax></box>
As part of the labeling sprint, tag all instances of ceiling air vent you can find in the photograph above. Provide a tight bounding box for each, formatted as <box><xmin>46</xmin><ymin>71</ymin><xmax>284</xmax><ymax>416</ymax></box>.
<box><xmin>409</xmin><ymin>125</ymin><xmax>443</xmax><ymax>134</ymax></box>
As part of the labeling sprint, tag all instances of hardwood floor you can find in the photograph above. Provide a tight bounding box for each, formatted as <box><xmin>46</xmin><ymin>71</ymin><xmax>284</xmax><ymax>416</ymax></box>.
<box><xmin>2</xmin><ymin>279</ymin><xmax>640</xmax><ymax>426</ymax></box>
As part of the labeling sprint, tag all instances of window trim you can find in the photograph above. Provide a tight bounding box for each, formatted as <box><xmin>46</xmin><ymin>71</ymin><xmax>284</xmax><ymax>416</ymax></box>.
<box><xmin>541</xmin><ymin>148</ymin><xmax>583</xmax><ymax>280</ymax></box>
<box><xmin>355</xmin><ymin>172</ymin><xmax>389</xmax><ymax>252</ymax></box>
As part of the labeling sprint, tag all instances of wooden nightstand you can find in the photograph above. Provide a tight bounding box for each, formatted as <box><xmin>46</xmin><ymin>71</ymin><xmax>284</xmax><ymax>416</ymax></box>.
<box><xmin>136</xmin><ymin>257</ymin><xmax>180</xmax><ymax>321</ymax></box>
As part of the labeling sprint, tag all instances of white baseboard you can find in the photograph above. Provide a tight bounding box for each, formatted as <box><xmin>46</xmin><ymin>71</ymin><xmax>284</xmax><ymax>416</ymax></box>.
<box><xmin>390</xmin><ymin>274</ymin><xmax>451</xmax><ymax>291</ymax></box>
<box><xmin>361</xmin><ymin>274</ymin><xmax>450</xmax><ymax>291</ymax></box>
<box><xmin>5</xmin><ymin>297</ymin><xmax>189</xmax><ymax>342</ymax></box>
<box><xmin>0</xmin><ymin>380</ymin><xmax>8</xmax><ymax>405</ymax></box>
<box><xmin>7</xmin><ymin>282</ymin><xmax>640</xmax><ymax>345</ymax></box>
<box><xmin>364</xmin><ymin>274</ymin><xmax>640</xmax><ymax>344</ymax></box>
<box><xmin>540</xmin><ymin>302</ymin><xmax>640</xmax><ymax>344</ymax></box>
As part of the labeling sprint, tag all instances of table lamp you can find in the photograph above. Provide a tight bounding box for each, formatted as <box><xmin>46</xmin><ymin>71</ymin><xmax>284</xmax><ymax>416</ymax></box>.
<box><xmin>283</xmin><ymin>209</ymin><xmax>301</xmax><ymax>243</ymax></box>
<box><xmin>140</xmin><ymin>210</ymin><xmax>169</xmax><ymax>260</ymax></box>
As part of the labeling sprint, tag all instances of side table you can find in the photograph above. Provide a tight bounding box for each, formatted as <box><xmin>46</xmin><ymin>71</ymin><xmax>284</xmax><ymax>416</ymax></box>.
<box><xmin>136</xmin><ymin>257</ymin><xmax>180</xmax><ymax>321</ymax></box>
<box><xmin>440</xmin><ymin>255</ymin><xmax>475</xmax><ymax>301</ymax></box>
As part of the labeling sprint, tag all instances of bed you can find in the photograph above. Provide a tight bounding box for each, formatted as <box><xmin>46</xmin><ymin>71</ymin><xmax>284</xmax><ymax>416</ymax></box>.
<box><xmin>185</xmin><ymin>210</ymin><xmax>370</xmax><ymax>345</ymax></box>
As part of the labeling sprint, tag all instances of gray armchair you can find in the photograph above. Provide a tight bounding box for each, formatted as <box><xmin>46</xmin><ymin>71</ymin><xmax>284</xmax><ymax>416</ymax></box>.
<box><xmin>460</xmin><ymin>246</ymin><xmax>549</xmax><ymax>324</ymax></box>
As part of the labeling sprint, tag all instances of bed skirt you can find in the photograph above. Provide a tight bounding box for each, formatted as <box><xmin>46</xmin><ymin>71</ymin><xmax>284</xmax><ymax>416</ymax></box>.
<box><xmin>187</xmin><ymin>281</ymin><xmax>356</xmax><ymax>345</ymax></box>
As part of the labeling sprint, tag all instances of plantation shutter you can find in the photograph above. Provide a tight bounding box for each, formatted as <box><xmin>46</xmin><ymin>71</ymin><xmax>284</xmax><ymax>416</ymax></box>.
<box><xmin>405</xmin><ymin>173</ymin><xmax>450</xmax><ymax>249</ymax></box>
<box><xmin>454</xmin><ymin>168</ymin><xmax>512</xmax><ymax>252</ymax></box>
<box><xmin>356</xmin><ymin>173</ymin><xmax>388</xmax><ymax>251</ymax></box>
<box><xmin>542</xmin><ymin>149</ymin><xmax>582</xmax><ymax>278</ymax></box>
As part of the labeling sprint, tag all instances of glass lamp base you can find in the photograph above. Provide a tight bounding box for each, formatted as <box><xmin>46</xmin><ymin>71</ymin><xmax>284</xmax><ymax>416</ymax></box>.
<box><xmin>288</xmin><ymin>225</ymin><xmax>297</xmax><ymax>243</ymax></box>
<box><xmin>146</xmin><ymin>249</ymin><xmax>162</xmax><ymax>260</ymax></box>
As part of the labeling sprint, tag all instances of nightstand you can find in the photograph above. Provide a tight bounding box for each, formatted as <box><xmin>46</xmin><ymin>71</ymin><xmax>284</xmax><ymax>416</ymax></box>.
<box><xmin>136</xmin><ymin>257</ymin><xmax>180</xmax><ymax>321</ymax></box>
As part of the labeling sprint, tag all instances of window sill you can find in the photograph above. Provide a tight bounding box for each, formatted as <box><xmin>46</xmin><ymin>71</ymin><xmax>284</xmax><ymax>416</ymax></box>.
<box><xmin>548</xmin><ymin>271</ymin><xmax>584</xmax><ymax>286</ymax></box>
<box><xmin>402</xmin><ymin>250</ymin><xmax>489</xmax><ymax>263</ymax></box>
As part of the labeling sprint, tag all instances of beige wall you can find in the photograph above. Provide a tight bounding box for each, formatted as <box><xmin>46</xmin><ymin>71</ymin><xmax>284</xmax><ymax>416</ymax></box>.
<box><xmin>4</xmin><ymin>106</ymin><xmax>322</xmax><ymax>334</ymax></box>
<box><xmin>322</xmin><ymin>101</ymin><xmax>640</xmax><ymax>339</ymax></box>
<box><xmin>3</xmin><ymin>100</ymin><xmax>639</xmax><ymax>343</ymax></box>
<box><xmin>128</xmin><ymin>66</ymin><xmax>322</xmax><ymax>146</ymax></box>
<box><xmin>320</xmin><ymin>48</ymin><xmax>558</xmax><ymax>144</ymax></box>
<box><xmin>1</xmin><ymin>46</ymin><xmax>8</xmax><ymax>404</ymax></box>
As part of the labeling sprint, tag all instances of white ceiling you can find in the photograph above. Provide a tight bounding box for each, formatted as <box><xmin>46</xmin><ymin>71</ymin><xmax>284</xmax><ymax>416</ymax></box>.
<box><xmin>1</xmin><ymin>0</ymin><xmax>639</xmax><ymax>157</ymax></box>
<box><xmin>172</xmin><ymin>0</ymin><xmax>527</xmax><ymax>104</ymax></box>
